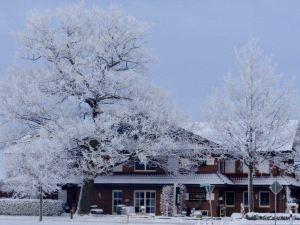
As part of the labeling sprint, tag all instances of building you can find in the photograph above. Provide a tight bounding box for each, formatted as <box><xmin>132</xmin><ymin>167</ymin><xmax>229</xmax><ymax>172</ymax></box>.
<box><xmin>0</xmin><ymin>121</ymin><xmax>299</xmax><ymax>217</ymax></box>
<box><xmin>62</xmin><ymin>120</ymin><xmax>300</xmax><ymax>216</ymax></box>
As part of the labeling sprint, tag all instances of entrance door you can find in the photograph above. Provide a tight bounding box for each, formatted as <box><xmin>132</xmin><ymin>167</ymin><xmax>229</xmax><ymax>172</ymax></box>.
<box><xmin>112</xmin><ymin>190</ymin><xmax>122</xmax><ymax>214</ymax></box>
<box><xmin>134</xmin><ymin>191</ymin><xmax>156</xmax><ymax>214</ymax></box>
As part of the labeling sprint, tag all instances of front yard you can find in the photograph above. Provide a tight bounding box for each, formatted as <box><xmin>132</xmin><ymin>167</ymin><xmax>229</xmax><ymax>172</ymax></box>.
<box><xmin>0</xmin><ymin>215</ymin><xmax>300</xmax><ymax>225</ymax></box>
<box><xmin>0</xmin><ymin>215</ymin><xmax>200</xmax><ymax>225</ymax></box>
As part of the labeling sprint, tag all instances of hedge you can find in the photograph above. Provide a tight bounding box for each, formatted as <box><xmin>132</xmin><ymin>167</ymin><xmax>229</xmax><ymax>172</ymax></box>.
<box><xmin>0</xmin><ymin>198</ymin><xmax>64</xmax><ymax>216</ymax></box>
<box><xmin>246</xmin><ymin>212</ymin><xmax>300</xmax><ymax>220</ymax></box>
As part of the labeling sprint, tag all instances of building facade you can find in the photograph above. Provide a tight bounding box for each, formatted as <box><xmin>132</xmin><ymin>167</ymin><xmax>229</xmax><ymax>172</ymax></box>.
<box><xmin>1</xmin><ymin>121</ymin><xmax>299</xmax><ymax>217</ymax></box>
<box><xmin>64</xmin><ymin>157</ymin><xmax>300</xmax><ymax>216</ymax></box>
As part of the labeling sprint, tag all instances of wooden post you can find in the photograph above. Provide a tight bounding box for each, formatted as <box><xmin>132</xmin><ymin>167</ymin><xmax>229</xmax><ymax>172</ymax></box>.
<box><xmin>275</xmin><ymin>192</ymin><xmax>277</xmax><ymax>225</ymax></box>
<box><xmin>39</xmin><ymin>185</ymin><xmax>43</xmax><ymax>222</ymax></box>
<box><xmin>70</xmin><ymin>206</ymin><xmax>76</xmax><ymax>219</ymax></box>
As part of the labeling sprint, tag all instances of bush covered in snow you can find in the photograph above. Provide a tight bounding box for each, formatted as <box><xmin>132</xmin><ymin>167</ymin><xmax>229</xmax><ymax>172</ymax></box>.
<box><xmin>160</xmin><ymin>186</ymin><xmax>173</xmax><ymax>216</ymax></box>
<box><xmin>246</xmin><ymin>212</ymin><xmax>300</xmax><ymax>220</ymax></box>
<box><xmin>160</xmin><ymin>184</ymin><xmax>187</xmax><ymax>216</ymax></box>
<box><xmin>0</xmin><ymin>198</ymin><xmax>64</xmax><ymax>216</ymax></box>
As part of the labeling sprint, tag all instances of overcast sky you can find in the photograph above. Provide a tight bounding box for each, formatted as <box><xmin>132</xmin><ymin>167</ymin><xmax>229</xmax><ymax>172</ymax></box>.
<box><xmin>0</xmin><ymin>0</ymin><xmax>300</xmax><ymax>120</ymax></box>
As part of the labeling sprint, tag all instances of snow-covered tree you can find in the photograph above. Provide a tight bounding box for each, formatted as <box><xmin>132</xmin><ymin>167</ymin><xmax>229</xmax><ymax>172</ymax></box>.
<box><xmin>160</xmin><ymin>186</ymin><xmax>173</xmax><ymax>216</ymax></box>
<box><xmin>206</xmin><ymin>40</ymin><xmax>295</xmax><ymax>212</ymax></box>
<box><xmin>0</xmin><ymin>3</ymin><xmax>181</xmax><ymax>215</ymax></box>
<box><xmin>160</xmin><ymin>184</ymin><xmax>186</xmax><ymax>216</ymax></box>
<box><xmin>177</xmin><ymin>185</ymin><xmax>187</xmax><ymax>213</ymax></box>
<box><xmin>52</xmin><ymin>84</ymin><xmax>178</xmax><ymax>214</ymax></box>
<box><xmin>1</xmin><ymin>128</ymin><xmax>67</xmax><ymax>221</ymax></box>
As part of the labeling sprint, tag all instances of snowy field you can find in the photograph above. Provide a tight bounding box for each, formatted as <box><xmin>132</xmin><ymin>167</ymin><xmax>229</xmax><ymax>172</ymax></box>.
<box><xmin>0</xmin><ymin>215</ymin><xmax>300</xmax><ymax>225</ymax></box>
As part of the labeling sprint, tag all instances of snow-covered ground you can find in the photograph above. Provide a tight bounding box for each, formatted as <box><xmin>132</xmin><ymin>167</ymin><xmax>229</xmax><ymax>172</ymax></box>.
<box><xmin>0</xmin><ymin>215</ymin><xmax>198</xmax><ymax>225</ymax></box>
<box><xmin>0</xmin><ymin>215</ymin><xmax>300</xmax><ymax>225</ymax></box>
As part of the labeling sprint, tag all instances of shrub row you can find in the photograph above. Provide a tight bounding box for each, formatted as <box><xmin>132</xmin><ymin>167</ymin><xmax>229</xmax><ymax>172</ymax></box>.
<box><xmin>246</xmin><ymin>212</ymin><xmax>300</xmax><ymax>220</ymax></box>
<box><xmin>0</xmin><ymin>198</ymin><xmax>64</xmax><ymax>216</ymax></box>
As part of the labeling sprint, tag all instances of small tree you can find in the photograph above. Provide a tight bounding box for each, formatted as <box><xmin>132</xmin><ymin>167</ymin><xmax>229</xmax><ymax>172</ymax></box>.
<box><xmin>206</xmin><ymin>40</ymin><xmax>295</xmax><ymax>212</ymax></box>
<box><xmin>177</xmin><ymin>185</ymin><xmax>187</xmax><ymax>214</ymax></box>
<box><xmin>160</xmin><ymin>184</ymin><xmax>186</xmax><ymax>216</ymax></box>
<box><xmin>160</xmin><ymin>186</ymin><xmax>173</xmax><ymax>216</ymax></box>
<box><xmin>2</xmin><ymin>128</ymin><xmax>67</xmax><ymax>221</ymax></box>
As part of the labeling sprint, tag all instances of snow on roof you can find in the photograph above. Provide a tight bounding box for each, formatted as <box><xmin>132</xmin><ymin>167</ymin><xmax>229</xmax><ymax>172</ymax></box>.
<box><xmin>90</xmin><ymin>173</ymin><xmax>233</xmax><ymax>185</ymax></box>
<box><xmin>184</xmin><ymin>120</ymin><xmax>299</xmax><ymax>152</ymax></box>
<box><xmin>231</xmin><ymin>175</ymin><xmax>300</xmax><ymax>187</ymax></box>
<box><xmin>183</xmin><ymin>122</ymin><xmax>215</xmax><ymax>143</ymax></box>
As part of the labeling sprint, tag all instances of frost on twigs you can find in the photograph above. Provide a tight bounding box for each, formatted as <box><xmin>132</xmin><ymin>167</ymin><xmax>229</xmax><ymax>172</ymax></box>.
<box><xmin>0</xmin><ymin>3</ymin><xmax>183</xmax><ymax>215</ymax></box>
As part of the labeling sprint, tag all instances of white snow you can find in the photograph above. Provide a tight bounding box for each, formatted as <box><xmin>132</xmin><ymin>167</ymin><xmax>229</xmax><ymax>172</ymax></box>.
<box><xmin>0</xmin><ymin>215</ymin><xmax>203</xmax><ymax>225</ymax></box>
<box><xmin>67</xmin><ymin>173</ymin><xmax>234</xmax><ymax>185</ymax></box>
<box><xmin>231</xmin><ymin>175</ymin><xmax>300</xmax><ymax>187</ymax></box>
<box><xmin>0</xmin><ymin>215</ymin><xmax>300</xmax><ymax>225</ymax></box>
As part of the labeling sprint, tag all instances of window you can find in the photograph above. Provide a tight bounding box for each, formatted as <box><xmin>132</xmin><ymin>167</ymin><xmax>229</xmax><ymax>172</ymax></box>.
<box><xmin>243</xmin><ymin>191</ymin><xmax>248</xmax><ymax>206</ymax></box>
<box><xmin>189</xmin><ymin>192</ymin><xmax>206</xmax><ymax>201</ymax></box>
<box><xmin>198</xmin><ymin>159</ymin><xmax>207</xmax><ymax>167</ymax></box>
<box><xmin>112</xmin><ymin>165</ymin><xmax>123</xmax><ymax>172</ymax></box>
<box><xmin>112</xmin><ymin>190</ymin><xmax>122</xmax><ymax>214</ymax></box>
<box><xmin>134</xmin><ymin>161</ymin><xmax>156</xmax><ymax>172</ymax></box>
<box><xmin>225</xmin><ymin>191</ymin><xmax>235</xmax><ymax>207</ymax></box>
<box><xmin>257</xmin><ymin>161</ymin><xmax>270</xmax><ymax>174</ymax></box>
<box><xmin>224</xmin><ymin>160</ymin><xmax>235</xmax><ymax>173</ymax></box>
<box><xmin>259</xmin><ymin>191</ymin><xmax>270</xmax><ymax>207</ymax></box>
<box><xmin>134</xmin><ymin>191</ymin><xmax>156</xmax><ymax>214</ymax></box>
<box><xmin>206</xmin><ymin>158</ymin><xmax>215</xmax><ymax>166</ymax></box>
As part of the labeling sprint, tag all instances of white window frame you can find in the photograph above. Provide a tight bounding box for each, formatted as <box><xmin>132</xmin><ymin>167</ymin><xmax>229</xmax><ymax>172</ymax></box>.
<box><xmin>112</xmin><ymin>190</ymin><xmax>122</xmax><ymax>214</ymax></box>
<box><xmin>134</xmin><ymin>190</ymin><xmax>156</xmax><ymax>214</ymax></box>
<box><xmin>259</xmin><ymin>191</ymin><xmax>270</xmax><ymax>208</ymax></box>
<box><xmin>243</xmin><ymin>191</ymin><xmax>249</xmax><ymax>207</ymax></box>
<box><xmin>225</xmin><ymin>191</ymin><xmax>235</xmax><ymax>207</ymax></box>
<box><xmin>257</xmin><ymin>160</ymin><xmax>270</xmax><ymax>174</ymax></box>
<box><xmin>224</xmin><ymin>160</ymin><xmax>236</xmax><ymax>174</ymax></box>
<box><xmin>206</xmin><ymin>157</ymin><xmax>215</xmax><ymax>166</ymax></box>
<box><xmin>134</xmin><ymin>161</ymin><xmax>156</xmax><ymax>172</ymax></box>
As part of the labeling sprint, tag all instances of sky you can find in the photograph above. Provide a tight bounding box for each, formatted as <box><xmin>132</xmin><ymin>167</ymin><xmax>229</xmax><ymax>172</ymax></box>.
<box><xmin>0</xmin><ymin>0</ymin><xmax>300</xmax><ymax>120</ymax></box>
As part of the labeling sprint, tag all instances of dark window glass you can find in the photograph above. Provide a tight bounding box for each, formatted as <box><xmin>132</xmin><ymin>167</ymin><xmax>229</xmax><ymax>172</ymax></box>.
<box><xmin>243</xmin><ymin>192</ymin><xmax>248</xmax><ymax>206</ymax></box>
<box><xmin>113</xmin><ymin>191</ymin><xmax>122</xmax><ymax>213</ymax></box>
<box><xmin>135</xmin><ymin>161</ymin><xmax>145</xmax><ymax>170</ymax></box>
<box><xmin>260</xmin><ymin>192</ymin><xmax>270</xmax><ymax>206</ymax></box>
<box><xmin>146</xmin><ymin>162</ymin><xmax>157</xmax><ymax>170</ymax></box>
<box><xmin>225</xmin><ymin>192</ymin><xmax>235</xmax><ymax>206</ymax></box>
<box><xmin>135</xmin><ymin>161</ymin><xmax>156</xmax><ymax>171</ymax></box>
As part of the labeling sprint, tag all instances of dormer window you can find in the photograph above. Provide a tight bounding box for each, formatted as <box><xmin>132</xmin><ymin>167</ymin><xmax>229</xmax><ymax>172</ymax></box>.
<box><xmin>134</xmin><ymin>161</ymin><xmax>156</xmax><ymax>172</ymax></box>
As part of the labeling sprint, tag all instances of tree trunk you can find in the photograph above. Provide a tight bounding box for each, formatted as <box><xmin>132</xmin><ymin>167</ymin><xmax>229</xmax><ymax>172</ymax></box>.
<box><xmin>248</xmin><ymin>164</ymin><xmax>254</xmax><ymax>212</ymax></box>
<box><xmin>77</xmin><ymin>179</ymin><xmax>94</xmax><ymax>215</ymax></box>
<box><xmin>39</xmin><ymin>185</ymin><xmax>43</xmax><ymax>222</ymax></box>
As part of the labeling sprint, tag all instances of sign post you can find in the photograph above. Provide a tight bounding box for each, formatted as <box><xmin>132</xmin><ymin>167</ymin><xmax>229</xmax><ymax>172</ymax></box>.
<box><xmin>200</xmin><ymin>183</ymin><xmax>215</xmax><ymax>217</ymax></box>
<box><xmin>269</xmin><ymin>181</ymin><xmax>283</xmax><ymax>225</ymax></box>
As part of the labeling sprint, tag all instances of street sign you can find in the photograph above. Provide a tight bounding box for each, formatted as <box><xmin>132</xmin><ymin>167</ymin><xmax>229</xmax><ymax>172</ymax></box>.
<box><xmin>175</xmin><ymin>187</ymin><xmax>180</xmax><ymax>205</ymax></box>
<box><xmin>269</xmin><ymin>181</ymin><xmax>283</xmax><ymax>195</ymax></box>
<box><xmin>269</xmin><ymin>181</ymin><xmax>283</xmax><ymax>225</ymax></box>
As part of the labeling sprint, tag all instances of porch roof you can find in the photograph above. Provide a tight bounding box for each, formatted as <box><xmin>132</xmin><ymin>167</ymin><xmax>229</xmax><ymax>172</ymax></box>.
<box><xmin>93</xmin><ymin>172</ymin><xmax>233</xmax><ymax>185</ymax></box>
<box><xmin>231</xmin><ymin>175</ymin><xmax>300</xmax><ymax>187</ymax></box>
